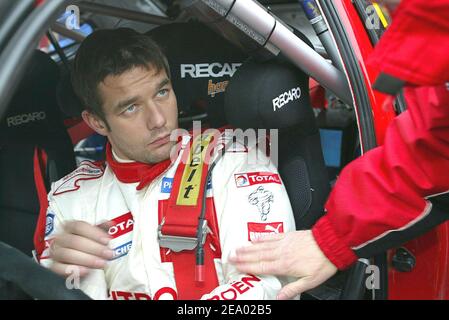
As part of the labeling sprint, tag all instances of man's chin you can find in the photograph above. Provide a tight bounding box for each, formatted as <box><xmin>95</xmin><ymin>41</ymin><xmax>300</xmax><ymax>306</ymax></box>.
<box><xmin>145</xmin><ymin>142</ymin><xmax>174</xmax><ymax>164</ymax></box>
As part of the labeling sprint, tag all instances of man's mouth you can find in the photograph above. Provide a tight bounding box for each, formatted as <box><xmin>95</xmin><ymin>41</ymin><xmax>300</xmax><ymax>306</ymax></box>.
<box><xmin>148</xmin><ymin>134</ymin><xmax>171</xmax><ymax>147</ymax></box>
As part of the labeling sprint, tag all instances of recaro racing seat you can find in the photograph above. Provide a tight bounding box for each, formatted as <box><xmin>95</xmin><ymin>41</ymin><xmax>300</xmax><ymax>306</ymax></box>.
<box><xmin>225</xmin><ymin>58</ymin><xmax>330</xmax><ymax>229</ymax></box>
<box><xmin>147</xmin><ymin>21</ymin><xmax>248</xmax><ymax>129</ymax></box>
<box><xmin>0</xmin><ymin>50</ymin><xmax>76</xmax><ymax>256</ymax></box>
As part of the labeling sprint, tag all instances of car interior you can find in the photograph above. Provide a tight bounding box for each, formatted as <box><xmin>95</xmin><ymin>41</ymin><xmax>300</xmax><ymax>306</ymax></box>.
<box><xmin>0</xmin><ymin>50</ymin><xmax>76</xmax><ymax>256</ymax></box>
<box><xmin>0</xmin><ymin>0</ymin><xmax>363</xmax><ymax>299</ymax></box>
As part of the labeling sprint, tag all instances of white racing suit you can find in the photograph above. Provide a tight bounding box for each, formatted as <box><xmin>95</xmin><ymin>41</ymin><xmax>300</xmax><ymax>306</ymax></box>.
<box><xmin>39</xmin><ymin>132</ymin><xmax>297</xmax><ymax>300</ymax></box>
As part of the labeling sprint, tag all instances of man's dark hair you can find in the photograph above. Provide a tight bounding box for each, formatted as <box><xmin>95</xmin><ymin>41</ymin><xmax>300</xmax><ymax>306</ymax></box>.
<box><xmin>71</xmin><ymin>28</ymin><xmax>170</xmax><ymax>125</ymax></box>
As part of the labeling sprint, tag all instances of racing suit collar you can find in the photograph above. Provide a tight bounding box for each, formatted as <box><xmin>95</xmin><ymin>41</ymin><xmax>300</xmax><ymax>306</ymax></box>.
<box><xmin>106</xmin><ymin>143</ymin><xmax>172</xmax><ymax>190</ymax></box>
<box><xmin>111</xmin><ymin>149</ymin><xmax>134</xmax><ymax>163</ymax></box>
<box><xmin>369</xmin><ymin>0</ymin><xmax>449</xmax><ymax>87</ymax></box>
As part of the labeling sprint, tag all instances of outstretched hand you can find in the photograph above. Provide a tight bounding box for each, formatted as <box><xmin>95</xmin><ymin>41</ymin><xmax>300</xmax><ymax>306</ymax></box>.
<box><xmin>228</xmin><ymin>230</ymin><xmax>337</xmax><ymax>300</ymax></box>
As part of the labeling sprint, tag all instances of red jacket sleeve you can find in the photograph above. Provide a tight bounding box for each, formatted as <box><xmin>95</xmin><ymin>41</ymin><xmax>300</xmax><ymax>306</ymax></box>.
<box><xmin>312</xmin><ymin>84</ymin><xmax>449</xmax><ymax>269</ymax></box>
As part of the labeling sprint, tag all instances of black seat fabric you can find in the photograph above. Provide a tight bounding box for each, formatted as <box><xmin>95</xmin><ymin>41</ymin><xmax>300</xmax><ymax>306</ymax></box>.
<box><xmin>147</xmin><ymin>21</ymin><xmax>248</xmax><ymax>128</ymax></box>
<box><xmin>225</xmin><ymin>58</ymin><xmax>330</xmax><ymax>229</ymax></box>
<box><xmin>0</xmin><ymin>50</ymin><xmax>76</xmax><ymax>256</ymax></box>
<box><xmin>56</xmin><ymin>67</ymin><xmax>84</xmax><ymax>119</ymax></box>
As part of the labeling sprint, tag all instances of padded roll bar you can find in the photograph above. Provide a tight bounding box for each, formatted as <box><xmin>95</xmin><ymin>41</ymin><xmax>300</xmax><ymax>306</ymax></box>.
<box><xmin>205</xmin><ymin>0</ymin><xmax>353</xmax><ymax>105</ymax></box>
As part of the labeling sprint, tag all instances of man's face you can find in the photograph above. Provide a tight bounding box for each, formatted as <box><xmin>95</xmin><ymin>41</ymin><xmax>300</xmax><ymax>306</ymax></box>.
<box><xmin>97</xmin><ymin>66</ymin><xmax>178</xmax><ymax>164</ymax></box>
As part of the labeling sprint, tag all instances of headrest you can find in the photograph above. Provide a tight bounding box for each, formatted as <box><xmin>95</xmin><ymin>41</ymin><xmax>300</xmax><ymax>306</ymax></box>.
<box><xmin>0</xmin><ymin>50</ymin><xmax>65</xmax><ymax>145</ymax></box>
<box><xmin>225</xmin><ymin>58</ymin><xmax>315</xmax><ymax>133</ymax></box>
<box><xmin>147</xmin><ymin>21</ymin><xmax>248</xmax><ymax>127</ymax></box>
<box><xmin>57</xmin><ymin>69</ymin><xmax>84</xmax><ymax>118</ymax></box>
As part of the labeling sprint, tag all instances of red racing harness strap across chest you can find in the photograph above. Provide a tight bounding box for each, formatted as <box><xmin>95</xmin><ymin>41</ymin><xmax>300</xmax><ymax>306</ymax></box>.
<box><xmin>159</xmin><ymin>133</ymin><xmax>221</xmax><ymax>299</ymax></box>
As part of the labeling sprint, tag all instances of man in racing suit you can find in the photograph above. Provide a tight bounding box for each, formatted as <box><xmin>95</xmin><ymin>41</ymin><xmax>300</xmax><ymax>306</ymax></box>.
<box><xmin>35</xmin><ymin>28</ymin><xmax>296</xmax><ymax>300</ymax></box>
<box><xmin>231</xmin><ymin>0</ymin><xmax>449</xmax><ymax>299</ymax></box>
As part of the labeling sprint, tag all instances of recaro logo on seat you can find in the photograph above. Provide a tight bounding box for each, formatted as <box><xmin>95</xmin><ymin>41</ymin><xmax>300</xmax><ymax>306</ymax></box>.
<box><xmin>273</xmin><ymin>87</ymin><xmax>301</xmax><ymax>111</ymax></box>
<box><xmin>6</xmin><ymin>112</ymin><xmax>46</xmax><ymax>127</ymax></box>
<box><xmin>180</xmin><ymin>63</ymin><xmax>242</xmax><ymax>79</ymax></box>
<box><xmin>272</xmin><ymin>87</ymin><xmax>301</xmax><ymax>111</ymax></box>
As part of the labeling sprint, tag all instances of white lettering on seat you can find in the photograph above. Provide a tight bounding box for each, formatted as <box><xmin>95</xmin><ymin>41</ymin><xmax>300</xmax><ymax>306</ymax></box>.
<box><xmin>180</xmin><ymin>63</ymin><xmax>242</xmax><ymax>79</ymax></box>
<box><xmin>6</xmin><ymin>112</ymin><xmax>46</xmax><ymax>127</ymax></box>
<box><xmin>272</xmin><ymin>87</ymin><xmax>302</xmax><ymax>111</ymax></box>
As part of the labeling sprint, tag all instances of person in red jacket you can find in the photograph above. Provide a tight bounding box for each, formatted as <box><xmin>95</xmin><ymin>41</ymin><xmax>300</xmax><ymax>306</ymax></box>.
<box><xmin>229</xmin><ymin>0</ymin><xmax>449</xmax><ymax>299</ymax></box>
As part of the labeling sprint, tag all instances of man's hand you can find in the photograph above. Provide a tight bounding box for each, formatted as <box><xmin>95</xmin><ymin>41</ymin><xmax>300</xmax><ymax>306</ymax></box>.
<box><xmin>228</xmin><ymin>230</ymin><xmax>338</xmax><ymax>300</ymax></box>
<box><xmin>49</xmin><ymin>221</ymin><xmax>114</xmax><ymax>277</ymax></box>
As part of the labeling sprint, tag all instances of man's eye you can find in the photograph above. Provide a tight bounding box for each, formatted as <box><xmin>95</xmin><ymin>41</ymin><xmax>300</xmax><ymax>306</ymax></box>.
<box><xmin>157</xmin><ymin>89</ymin><xmax>169</xmax><ymax>97</ymax></box>
<box><xmin>123</xmin><ymin>104</ymin><xmax>137</xmax><ymax>114</ymax></box>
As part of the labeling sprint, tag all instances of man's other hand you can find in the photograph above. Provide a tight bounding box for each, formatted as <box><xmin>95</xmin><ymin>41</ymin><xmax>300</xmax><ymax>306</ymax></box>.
<box><xmin>229</xmin><ymin>230</ymin><xmax>338</xmax><ymax>300</ymax></box>
<box><xmin>49</xmin><ymin>220</ymin><xmax>114</xmax><ymax>277</ymax></box>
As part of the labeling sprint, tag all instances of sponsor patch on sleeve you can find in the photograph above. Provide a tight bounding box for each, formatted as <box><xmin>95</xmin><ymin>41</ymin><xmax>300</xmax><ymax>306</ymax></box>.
<box><xmin>107</xmin><ymin>212</ymin><xmax>134</xmax><ymax>239</ymax></box>
<box><xmin>53</xmin><ymin>162</ymin><xmax>103</xmax><ymax>196</ymax></box>
<box><xmin>39</xmin><ymin>239</ymin><xmax>54</xmax><ymax>260</ymax></box>
<box><xmin>161</xmin><ymin>177</ymin><xmax>173</xmax><ymax>193</ymax></box>
<box><xmin>160</xmin><ymin>176</ymin><xmax>211</xmax><ymax>194</ymax></box>
<box><xmin>247</xmin><ymin>222</ymin><xmax>284</xmax><ymax>241</ymax></box>
<box><xmin>107</xmin><ymin>213</ymin><xmax>134</xmax><ymax>260</ymax></box>
<box><xmin>45</xmin><ymin>213</ymin><xmax>55</xmax><ymax>237</ymax></box>
<box><xmin>248</xmin><ymin>186</ymin><xmax>274</xmax><ymax>221</ymax></box>
<box><xmin>112</xmin><ymin>241</ymin><xmax>132</xmax><ymax>260</ymax></box>
<box><xmin>234</xmin><ymin>172</ymin><xmax>281</xmax><ymax>188</ymax></box>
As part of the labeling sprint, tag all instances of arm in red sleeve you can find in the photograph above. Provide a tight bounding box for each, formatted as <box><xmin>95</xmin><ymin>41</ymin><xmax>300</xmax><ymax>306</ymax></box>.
<box><xmin>312</xmin><ymin>84</ymin><xmax>449</xmax><ymax>269</ymax></box>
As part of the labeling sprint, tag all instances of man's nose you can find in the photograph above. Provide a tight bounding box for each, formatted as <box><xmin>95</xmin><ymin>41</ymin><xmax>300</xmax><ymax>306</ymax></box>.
<box><xmin>145</xmin><ymin>103</ymin><xmax>166</xmax><ymax>130</ymax></box>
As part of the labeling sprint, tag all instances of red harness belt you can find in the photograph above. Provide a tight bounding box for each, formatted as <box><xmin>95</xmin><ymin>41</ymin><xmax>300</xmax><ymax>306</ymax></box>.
<box><xmin>33</xmin><ymin>147</ymin><xmax>49</xmax><ymax>260</ymax></box>
<box><xmin>159</xmin><ymin>133</ymin><xmax>221</xmax><ymax>299</ymax></box>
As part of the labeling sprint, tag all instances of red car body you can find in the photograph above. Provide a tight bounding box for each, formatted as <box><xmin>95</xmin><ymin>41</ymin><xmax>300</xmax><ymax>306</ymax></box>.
<box><xmin>336</xmin><ymin>0</ymin><xmax>449</xmax><ymax>300</ymax></box>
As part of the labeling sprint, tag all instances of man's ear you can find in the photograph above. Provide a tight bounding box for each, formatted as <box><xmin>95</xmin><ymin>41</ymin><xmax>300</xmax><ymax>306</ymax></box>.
<box><xmin>81</xmin><ymin>110</ymin><xmax>109</xmax><ymax>136</ymax></box>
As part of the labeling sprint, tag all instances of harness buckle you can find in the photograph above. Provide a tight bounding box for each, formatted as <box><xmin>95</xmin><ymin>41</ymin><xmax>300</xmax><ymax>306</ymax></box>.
<box><xmin>158</xmin><ymin>218</ymin><xmax>208</xmax><ymax>252</ymax></box>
